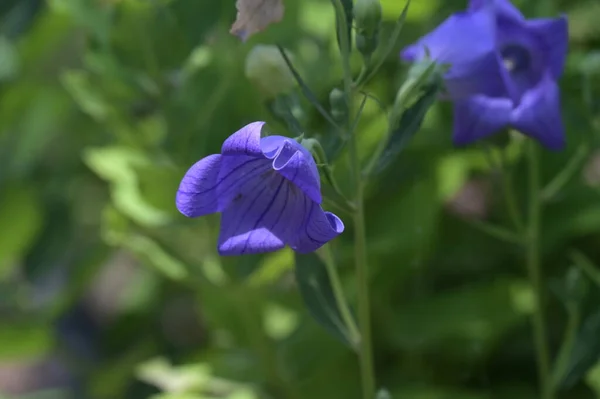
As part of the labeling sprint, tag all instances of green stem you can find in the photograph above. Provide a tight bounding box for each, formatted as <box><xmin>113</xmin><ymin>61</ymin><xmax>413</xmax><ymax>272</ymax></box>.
<box><xmin>570</xmin><ymin>249</ymin><xmax>600</xmax><ymax>288</ymax></box>
<box><xmin>541</xmin><ymin>144</ymin><xmax>589</xmax><ymax>202</ymax></box>
<box><xmin>333</xmin><ymin>0</ymin><xmax>376</xmax><ymax>397</ymax></box>
<box><xmin>464</xmin><ymin>219</ymin><xmax>524</xmax><ymax>246</ymax></box>
<box><xmin>481</xmin><ymin>144</ymin><xmax>524</xmax><ymax>232</ymax></box>
<box><xmin>552</xmin><ymin>303</ymin><xmax>580</xmax><ymax>389</ymax></box>
<box><xmin>318</xmin><ymin>245</ymin><xmax>361</xmax><ymax>348</ymax></box>
<box><xmin>526</xmin><ymin>141</ymin><xmax>552</xmax><ymax>399</ymax></box>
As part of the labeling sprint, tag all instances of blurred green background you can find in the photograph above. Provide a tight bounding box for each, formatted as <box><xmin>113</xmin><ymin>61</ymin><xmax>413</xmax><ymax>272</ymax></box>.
<box><xmin>2</xmin><ymin>0</ymin><xmax>600</xmax><ymax>398</ymax></box>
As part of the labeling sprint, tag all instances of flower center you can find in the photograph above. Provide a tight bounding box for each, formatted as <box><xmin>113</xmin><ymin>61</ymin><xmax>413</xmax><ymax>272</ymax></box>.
<box><xmin>501</xmin><ymin>44</ymin><xmax>531</xmax><ymax>74</ymax></box>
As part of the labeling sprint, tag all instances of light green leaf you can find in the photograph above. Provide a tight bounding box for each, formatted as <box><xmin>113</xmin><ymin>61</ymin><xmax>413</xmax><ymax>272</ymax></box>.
<box><xmin>294</xmin><ymin>252</ymin><xmax>352</xmax><ymax>346</ymax></box>
<box><xmin>0</xmin><ymin>322</ymin><xmax>53</xmax><ymax>360</ymax></box>
<box><xmin>0</xmin><ymin>36</ymin><xmax>19</xmax><ymax>81</ymax></box>
<box><xmin>0</xmin><ymin>185</ymin><xmax>42</xmax><ymax>279</ymax></box>
<box><xmin>84</xmin><ymin>147</ymin><xmax>171</xmax><ymax>227</ymax></box>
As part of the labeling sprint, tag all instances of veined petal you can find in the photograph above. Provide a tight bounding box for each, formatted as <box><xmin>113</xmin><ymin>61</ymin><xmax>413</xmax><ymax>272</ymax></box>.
<box><xmin>468</xmin><ymin>0</ymin><xmax>524</xmax><ymax>22</ymax></box>
<box><xmin>218</xmin><ymin>175</ymin><xmax>304</xmax><ymax>255</ymax></box>
<box><xmin>525</xmin><ymin>16</ymin><xmax>568</xmax><ymax>79</ymax></box>
<box><xmin>290</xmin><ymin>198</ymin><xmax>344</xmax><ymax>253</ymax></box>
<box><xmin>511</xmin><ymin>74</ymin><xmax>565</xmax><ymax>150</ymax></box>
<box><xmin>176</xmin><ymin>154</ymin><xmax>222</xmax><ymax>218</ymax></box>
<box><xmin>401</xmin><ymin>9</ymin><xmax>509</xmax><ymax>99</ymax></box>
<box><xmin>453</xmin><ymin>95</ymin><xmax>513</xmax><ymax>146</ymax></box>
<box><xmin>261</xmin><ymin>135</ymin><xmax>322</xmax><ymax>203</ymax></box>
<box><xmin>221</xmin><ymin>121</ymin><xmax>266</xmax><ymax>156</ymax></box>
<box><xmin>215</xmin><ymin>155</ymin><xmax>273</xmax><ymax>211</ymax></box>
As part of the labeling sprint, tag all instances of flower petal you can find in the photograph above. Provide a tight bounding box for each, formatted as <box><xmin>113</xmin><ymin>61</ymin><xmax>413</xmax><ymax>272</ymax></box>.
<box><xmin>525</xmin><ymin>16</ymin><xmax>568</xmax><ymax>79</ymax></box>
<box><xmin>261</xmin><ymin>135</ymin><xmax>322</xmax><ymax>203</ymax></box>
<box><xmin>401</xmin><ymin>9</ymin><xmax>509</xmax><ymax>99</ymax></box>
<box><xmin>453</xmin><ymin>95</ymin><xmax>513</xmax><ymax>146</ymax></box>
<box><xmin>176</xmin><ymin>154</ymin><xmax>222</xmax><ymax>217</ymax></box>
<box><xmin>511</xmin><ymin>74</ymin><xmax>565</xmax><ymax>150</ymax></box>
<box><xmin>221</xmin><ymin>121</ymin><xmax>266</xmax><ymax>156</ymax></box>
<box><xmin>468</xmin><ymin>0</ymin><xmax>524</xmax><ymax>22</ymax></box>
<box><xmin>215</xmin><ymin>155</ymin><xmax>273</xmax><ymax>211</ymax></box>
<box><xmin>290</xmin><ymin>198</ymin><xmax>344</xmax><ymax>253</ymax></box>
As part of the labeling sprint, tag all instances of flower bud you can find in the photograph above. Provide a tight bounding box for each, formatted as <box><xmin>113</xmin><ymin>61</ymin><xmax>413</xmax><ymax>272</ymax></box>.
<box><xmin>356</xmin><ymin>32</ymin><xmax>379</xmax><ymax>59</ymax></box>
<box><xmin>353</xmin><ymin>0</ymin><xmax>382</xmax><ymax>36</ymax></box>
<box><xmin>329</xmin><ymin>87</ymin><xmax>348</xmax><ymax>122</ymax></box>
<box><xmin>245</xmin><ymin>45</ymin><xmax>296</xmax><ymax>98</ymax></box>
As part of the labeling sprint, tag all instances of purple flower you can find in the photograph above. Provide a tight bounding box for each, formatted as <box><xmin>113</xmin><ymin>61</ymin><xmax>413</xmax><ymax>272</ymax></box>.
<box><xmin>176</xmin><ymin>121</ymin><xmax>344</xmax><ymax>256</ymax></box>
<box><xmin>401</xmin><ymin>0</ymin><xmax>568</xmax><ymax>150</ymax></box>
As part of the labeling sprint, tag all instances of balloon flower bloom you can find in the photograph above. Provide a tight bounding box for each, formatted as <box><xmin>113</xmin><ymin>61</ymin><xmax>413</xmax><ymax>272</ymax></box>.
<box><xmin>176</xmin><ymin>122</ymin><xmax>344</xmax><ymax>255</ymax></box>
<box><xmin>402</xmin><ymin>0</ymin><xmax>568</xmax><ymax>149</ymax></box>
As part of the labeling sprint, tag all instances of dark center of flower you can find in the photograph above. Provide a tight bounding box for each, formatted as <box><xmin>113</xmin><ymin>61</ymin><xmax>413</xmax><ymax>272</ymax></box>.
<box><xmin>500</xmin><ymin>44</ymin><xmax>531</xmax><ymax>74</ymax></box>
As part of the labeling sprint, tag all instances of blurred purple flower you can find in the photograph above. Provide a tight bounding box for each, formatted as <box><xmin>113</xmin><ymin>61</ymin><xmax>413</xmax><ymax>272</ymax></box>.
<box><xmin>401</xmin><ymin>0</ymin><xmax>568</xmax><ymax>150</ymax></box>
<box><xmin>176</xmin><ymin>122</ymin><xmax>344</xmax><ymax>255</ymax></box>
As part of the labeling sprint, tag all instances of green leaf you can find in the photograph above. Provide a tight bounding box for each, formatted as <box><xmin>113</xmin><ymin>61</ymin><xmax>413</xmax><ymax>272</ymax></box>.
<box><xmin>0</xmin><ymin>321</ymin><xmax>53</xmax><ymax>360</ymax></box>
<box><xmin>0</xmin><ymin>184</ymin><xmax>42</xmax><ymax>279</ymax></box>
<box><xmin>386</xmin><ymin>279</ymin><xmax>532</xmax><ymax>351</ymax></box>
<box><xmin>84</xmin><ymin>146</ymin><xmax>171</xmax><ymax>227</ymax></box>
<box><xmin>137</xmin><ymin>357</ymin><xmax>211</xmax><ymax>393</ymax></box>
<box><xmin>373</xmin><ymin>60</ymin><xmax>443</xmax><ymax>173</ymax></box>
<box><xmin>276</xmin><ymin>45</ymin><xmax>341</xmax><ymax>132</ymax></box>
<box><xmin>560</xmin><ymin>309</ymin><xmax>600</xmax><ymax>388</ymax></box>
<box><xmin>294</xmin><ymin>252</ymin><xmax>352</xmax><ymax>346</ymax></box>
<box><xmin>62</xmin><ymin>69</ymin><xmax>114</xmax><ymax>122</ymax></box>
<box><xmin>334</xmin><ymin>0</ymin><xmax>353</xmax><ymax>53</ymax></box>
<box><xmin>0</xmin><ymin>36</ymin><xmax>18</xmax><ymax>80</ymax></box>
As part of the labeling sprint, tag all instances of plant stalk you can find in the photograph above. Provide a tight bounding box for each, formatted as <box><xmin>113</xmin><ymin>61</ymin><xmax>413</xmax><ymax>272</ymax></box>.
<box><xmin>332</xmin><ymin>0</ymin><xmax>376</xmax><ymax>396</ymax></box>
<box><xmin>526</xmin><ymin>141</ymin><xmax>552</xmax><ymax>399</ymax></box>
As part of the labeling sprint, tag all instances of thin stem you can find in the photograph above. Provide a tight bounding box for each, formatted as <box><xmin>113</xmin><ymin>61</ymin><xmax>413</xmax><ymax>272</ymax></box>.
<box><xmin>333</xmin><ymin>0</ymin><xmax>376</xmax><ymax>397</ymax></box>
<box><xmin>541</xmin><ymin>143</ymin><xmax>589</xmax><ymax>202</ymax></box>
<box><xmin>526</xmin><ymin>141</ymin><xmax>552</xmax><ymax>399</ymax></box>
<box><xmin>552</xmin><ymin>303</ymin><xmax>580</xmax><ymax>389</ymax></box>
<box><xmin>481</xmin><ymin>144</ymin><xmax>525</xmax><ymax>232</ymax></box>
<box><xmin>318</xmin><ymin>245</ymin><xmax>361</xmax><ymax>348</ymax></box>
<box><xmin>464</xmin><ymin>218</ymin><xmax>524</xmax><ymax>246</ymax></box>
<box><xmin>570</xmin><ymin>249</ymin><xmax>600</xmax><ymax>288</ymax></box>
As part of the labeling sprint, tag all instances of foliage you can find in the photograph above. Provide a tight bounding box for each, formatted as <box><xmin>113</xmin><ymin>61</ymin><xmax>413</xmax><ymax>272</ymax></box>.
<box><xmin>1</xmin><ymin>0</ymin><xmax>600</xmax><ymax>398</ymax></box>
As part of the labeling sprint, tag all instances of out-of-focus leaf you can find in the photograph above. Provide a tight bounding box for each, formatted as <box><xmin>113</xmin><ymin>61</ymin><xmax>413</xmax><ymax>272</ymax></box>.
<box><xmin>248</xmin><ymin>248</ymin><xmax>294</xmax><ymax>287</ymax></box>
<box><xmin>101</xmin><ymin>206</ymin><xmax>187</xmax><ymax>280</ymax></box>
<box><xmin>380</xmin><ymin>0</ymin><xmax>437</xmax><ymax>22</ymax></box>
<box><xmin>230</xmin><ymin>0</ymin><xmax>284</xmax><ymax>41</ymax></box>
<box><xmin>585</xmin><ymin>360</ymin><xmax>600</xmax><ymax>396</ymax></box>
<box><xmin>0</xmin><ymin>185</ymin><xmax>42</xmax><ymax>279</ymax></box>
<box><xmin>294</xmin><ymin>252</ymin><xmax>352</xmax><ymax>347</ymax></box>
<box><xmin>0</xmin><ymin>36</ymin><xmax>18</xmax><ymax>80</ymax></box>
<box><xmin>137</xmin><ymin>357</ymin><xmax>211</xmax><ymax>393</ymax></box>
<box><xmin>84</xmin><ymin>147</ymin><xmax>171</xmax><ymax>227</ymax></box>
<box><xmin>0</xmin><ymin>321</ymin><xmax>53</xmax><ymax>360</ymax></box>
<box><xmin>387</xmin><ymin>279</ymin><xmax>532</xmax><ymax>350</ymax></box>
<box><xmin>50</xmin><ymin>0</ymin><xmax>112</xmax><ymax>45</ymax></box>
<box><xmin>568</xmin><ymin>1</ymin><xmax>600</xmax><ymax>42</ymax></box>
<box><xmin>62</xmin><ymin>70</ymin><xmax>113</xmax><ymax>122</ymax></box>
<box><xmin>262</xmin><ymin>302</ymin><xmax>299</xmax><ymax>340</ymax></box>
<box><xmin>560</xmin><ymin>309</ymin><xmax>600</xmax><ymax>388</ymax></box>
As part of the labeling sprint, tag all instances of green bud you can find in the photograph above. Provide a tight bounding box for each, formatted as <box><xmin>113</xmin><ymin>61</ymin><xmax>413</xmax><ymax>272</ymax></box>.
<box><xmin>245</xmin><ymin>45</ymin><xmax>296</xmax><ymax>99</ymax></box>
<box><xmin>300</xmin><ymin>137</ymin><xmax>328</xmax><ymax>165</ymax></box>
<box><xmin>356</xmin><ymin>32</ymin><xmax>379</xmax><ymax>59</ymax></box>
<box><xmin>329</xmin><ymin>87</ymin><xmax>348</xmax><ymax>122</ymax></box>
<box><xmin>354</xmin><ymin>0</ymin><xmax>382</xmax><ymax>36</ymax></box>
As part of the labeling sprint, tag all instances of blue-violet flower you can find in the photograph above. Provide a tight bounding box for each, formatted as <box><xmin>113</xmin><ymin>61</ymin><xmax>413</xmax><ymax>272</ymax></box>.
<box><xmin>402</xmin><ymin>0</ymin><xmax>568</xmax><ymax>150</ymax></box>
<box><xmin>176</xmin><ymin>121</ymin><xmax>344</xmax><ymax>255</ymax></box>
